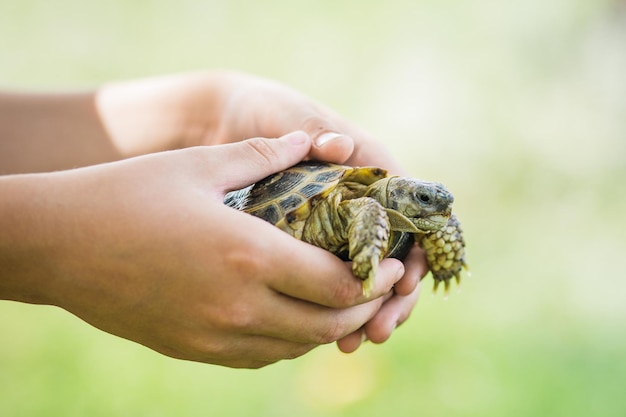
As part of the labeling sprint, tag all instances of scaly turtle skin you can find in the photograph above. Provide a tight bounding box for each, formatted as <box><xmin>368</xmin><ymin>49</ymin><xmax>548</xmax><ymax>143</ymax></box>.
<box><xmin>224</xmin><ymin>161</ymin><xmax>467</xmax><ymax>296</ymax></box>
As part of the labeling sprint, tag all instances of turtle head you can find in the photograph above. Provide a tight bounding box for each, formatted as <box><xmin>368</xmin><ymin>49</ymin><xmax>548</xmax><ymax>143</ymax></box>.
<box><xmin>367</xmin><ymin>177</ymin><xmax>454</xmax><ymax>233</ymax></box>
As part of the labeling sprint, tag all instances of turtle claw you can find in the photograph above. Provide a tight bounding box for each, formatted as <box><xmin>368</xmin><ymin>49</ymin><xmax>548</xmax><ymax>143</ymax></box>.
<box><xmin>353</xmin><ymin>254</ymin><xmax>378</xmax><ymax>298</ymax></box>
<box><xmin>454</xmin><ymin>271</ymin><xmax>461</xmax><ymax>286</ymax></box>
<box><xmin>362</xmin><ymin>277</ymin><xmax>374</xmax><ymax>298</ymax></box>
<box><xmin>432</xmin><ymin>267</ymin><xmax>467</xmax><ymax>297</ymax></box>
<box><xmin>432</xmin><ymin>279</ymin><xmax>442</xmax><ymax>293</ymax></box>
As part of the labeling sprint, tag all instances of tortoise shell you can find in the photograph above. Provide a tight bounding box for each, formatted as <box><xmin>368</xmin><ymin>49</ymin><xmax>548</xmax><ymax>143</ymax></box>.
<box><xmin>224</xmin><ymin>161</ymin><xmax>387</xmax><ymax>238</ymax></box>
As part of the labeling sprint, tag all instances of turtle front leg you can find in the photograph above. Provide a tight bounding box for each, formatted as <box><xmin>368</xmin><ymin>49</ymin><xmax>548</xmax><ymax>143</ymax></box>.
<box><xmin>339</xmin><ymin>198</ymin><xmax>390</xmax><ymax>296</ymax></box>
<box><xmin>417</xmin><ymin>214</ymin><xmax>468</xmax><ymax>295</ymax></box>
<box><xmin>301</xmin><ymin>194</ymin><xmax>390</xmax><ymax>297</ymax></box>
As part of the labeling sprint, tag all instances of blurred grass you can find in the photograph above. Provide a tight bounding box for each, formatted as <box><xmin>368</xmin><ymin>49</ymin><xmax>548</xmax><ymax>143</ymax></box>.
<box><xmin>1</xmin><ymin>0</ymin><xmax>626</xmax><ymax>416</ymax></box>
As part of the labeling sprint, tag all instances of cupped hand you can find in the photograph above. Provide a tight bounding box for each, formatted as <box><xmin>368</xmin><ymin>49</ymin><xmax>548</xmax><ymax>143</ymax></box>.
<box><xmin>197</xmin><ymin>73</ymin><xmax>428</xmax><ymax>351</ymax></box>
<box><xmin>97</xmin><ymin>71</ymin><xmax>428</xmax><ymax>352</ymax></box>
<box><xmin>37</xmin><ymin>132</ymin><xmax>404</xmax><ymax>368</ymax></box>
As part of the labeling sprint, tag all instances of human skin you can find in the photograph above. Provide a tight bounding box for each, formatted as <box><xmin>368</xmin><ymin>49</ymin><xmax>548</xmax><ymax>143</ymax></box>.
<box><xmin>94</xmin><ymin>72</ymin><xmax>426</xmax><ymax>350</ymax></box>
<box><xmin>0</xmin><ymin>72</ymin><xmax>425</xmax><ymax>366</ymax></box>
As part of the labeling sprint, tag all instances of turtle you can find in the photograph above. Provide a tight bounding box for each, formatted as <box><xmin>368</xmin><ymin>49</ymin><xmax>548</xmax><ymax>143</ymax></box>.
<box><xmin>224</xmin><ymin>161</ymin><xmax>467</xmax><ymax>296</ymax></box>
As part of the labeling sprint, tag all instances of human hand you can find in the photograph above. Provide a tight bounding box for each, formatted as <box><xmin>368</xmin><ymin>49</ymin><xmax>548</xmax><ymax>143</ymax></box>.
<box><xmin>96</xmin><ymin>71</ymin><xmax>427</xmax><ymax>352</ymax></box>
<box><xmin>195</xmin><ymin>72</ymin><xmax>426</xmax><ymax>352</ymax></box>
<box><xmin>6</xmin><ymin>132</ymin><xmax>404</xmax><ymax>368</ymax></box>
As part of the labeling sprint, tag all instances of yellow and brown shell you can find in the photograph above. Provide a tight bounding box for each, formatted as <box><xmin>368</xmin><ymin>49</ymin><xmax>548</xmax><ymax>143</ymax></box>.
<box><xmin>225</xmin><ymin>161</ymin><xmax>387</xmax><ymax>238</ymax></box>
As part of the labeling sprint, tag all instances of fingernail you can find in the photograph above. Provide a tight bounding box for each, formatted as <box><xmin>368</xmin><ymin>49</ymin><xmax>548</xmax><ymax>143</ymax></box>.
<box><xmin>283</xmin><ymin>131</ymin><xmax>309</xmax><ymax>146</ymax></box>
<box><xmin>315</xmin><ymin>132</ymin><xmax>344</xmax><ymax>147</ymax></box>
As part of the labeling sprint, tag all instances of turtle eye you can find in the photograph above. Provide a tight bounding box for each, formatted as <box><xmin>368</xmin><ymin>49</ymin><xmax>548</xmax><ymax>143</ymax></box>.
<box><xmin>417</xmin><ymin>194</ymin><xmax>431</xmax><ymax>204</ymax></box>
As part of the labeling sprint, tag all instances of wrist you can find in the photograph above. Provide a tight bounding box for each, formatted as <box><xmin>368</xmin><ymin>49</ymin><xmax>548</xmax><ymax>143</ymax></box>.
<box><xmin>0</xmin><ymin>173</ymin><xmax>63</xmax><ymax>305</ymax></box>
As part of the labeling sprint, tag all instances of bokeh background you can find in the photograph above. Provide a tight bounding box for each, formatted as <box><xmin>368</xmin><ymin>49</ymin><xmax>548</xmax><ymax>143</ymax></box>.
<box><xmin>1</xmin><ymin>0</ymin><xmax>625</xmax><ymax>416</ymax></box>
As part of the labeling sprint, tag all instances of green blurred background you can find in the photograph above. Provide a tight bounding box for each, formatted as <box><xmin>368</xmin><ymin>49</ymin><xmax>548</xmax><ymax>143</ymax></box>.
<box><xmin>1</xmin><ymin>0</ymin><xmax>625</xmax><ymax>416</ymax></box>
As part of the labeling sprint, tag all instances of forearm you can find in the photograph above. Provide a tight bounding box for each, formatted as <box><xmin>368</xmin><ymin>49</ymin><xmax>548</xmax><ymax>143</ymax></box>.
<box><xmin>0</xmin><ymin>173</ymin><xmax>61</xmax><ymax>304</ymax></box>
<box><xmin>0</xmin><ymin>72</ymin><xmax>231</xmax><ymax>175</ymax></box>
<box><xmin>0</xmin><ymin>92</ymin><xmax>123</xmax><ymax>174</ymax></box>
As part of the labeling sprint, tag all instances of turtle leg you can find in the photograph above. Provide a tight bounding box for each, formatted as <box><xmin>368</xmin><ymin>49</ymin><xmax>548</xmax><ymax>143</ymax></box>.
<box><xmin>301</xmin><ymin>193</ymin><xmax>390</xmax><ymax>296</ymax></box>
<box><xmin>417</xmin><ymin>214</ymin><xmax>468</xmax><ymax>296</ymax></box>
<box><xmin>338</xmin><ymin>197</ymin><xmax>390</xmax><ymax>296</ymax></box>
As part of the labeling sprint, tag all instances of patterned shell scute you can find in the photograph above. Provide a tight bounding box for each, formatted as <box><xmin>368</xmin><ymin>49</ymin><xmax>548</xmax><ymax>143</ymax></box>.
<box><xmin>245</xmin><ymin>161</ymin><xmax>346</xmax><ymax>226</ymax></box>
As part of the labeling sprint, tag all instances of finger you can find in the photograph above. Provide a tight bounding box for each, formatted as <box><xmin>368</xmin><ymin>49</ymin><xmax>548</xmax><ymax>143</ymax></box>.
<box><xmin>336</xmin><ymin>328</ymin><xmax>366</xmax><ymax>353</ymax></box>
<box><xmin>269</xmin><ymin>240</ymin><xmax>405</xmax><ymax>308</ymax></box>
<box><xmin>301</xmin><ymin>115</ymin><xmax>355</xmax><ymax>164</ymax></box>
<box><xmin>303</xmin><ymin>111</ymin><xmax>406</xmax><ymax>174</ymax></box>
<box><xmin>199</xmin><ymin>211</ymin><xmax>388</xmax><ymax>344</ymax></box>
<box><xmin>364</xmin><ymin>282</ymin><xmax>422</xmax><ymax>344</ymax></box>
<box><xmin>394</xmin><ymin>244</ymin><xmax>428</xmax><ymax>296</ymax></box>
<box><xmin>335</xmin><ymin>287</ymin><xmax>395</xmax><ymax>353</ymax></box>
<box><xmin>205</xmin><ymin>131</ymin><xmax>311</xmax><ymax>192</ymax></box>
<box><xmin>196</xmin><ymin>334</ymin><xmax>317</xmax><ymax>368</ymax></box>
<box><xmin>250</xmin><ymin>289</ymin><xmax>385</xmax><ymax>345</ymax></box>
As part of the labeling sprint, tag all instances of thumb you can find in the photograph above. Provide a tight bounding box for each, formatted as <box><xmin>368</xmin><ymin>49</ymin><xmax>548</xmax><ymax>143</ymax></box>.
<box><xmin>302</xmin><ymin>116</ymin><xmax>355</xmax><ymax>164</ymax></box>
<box><xmin>210</xmin><ymin>131</ymin><xmax>311</xmax><ymax>192</ymax></box>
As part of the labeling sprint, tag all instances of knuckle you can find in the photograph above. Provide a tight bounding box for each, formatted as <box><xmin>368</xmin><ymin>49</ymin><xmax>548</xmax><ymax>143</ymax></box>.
<box><xmin>300</xmin><ymin>107</ymin><xmax>333</xmax><ymax>130</ymax></box>
<box><xmin>284</xmin><ymin>344</ymin><xmax>316</xmax><ymax>360</ymax></box>
<box><xmin>183</xmin><ymin>334</ymin><xmax>230</xmax><ymax>363</ymax></box>
<box><xmin>202</xmin><ymin>296</ymin><xmax>262</xmax><ymax>337</ymax></box>
<box><xmin>328</xmin><ymin>278</ymin><xmax>362</xmax><ymax>308</ymax></box>
<box><xmin>301</xmin><ymin>113</ymin><xmax>336</xmax><ymax>138</ymax></box>
<box><xmin>302</xmin><ymin>114</ymin><xmax>327</xmax><ymax>132</ymax></box>
<box><xmin>222</xmin><ymin>301</ymin><xmax>259</xmax><ymax>332</ymax></box>
<box><xmin>317</xmin><ymin>319</ymin><xmax>347</xmax><ymax>344</ymax></box>
<box><xmin>243</xmin><ymin>137</ymin><xmax>280</xmax><ymax>168</ymax></box>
